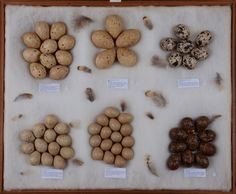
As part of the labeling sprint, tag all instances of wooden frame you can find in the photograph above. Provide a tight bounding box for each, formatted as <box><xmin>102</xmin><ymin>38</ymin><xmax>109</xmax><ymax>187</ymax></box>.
<box><xmin>0</xmin><ymin>0</ymin><xmax>235</xmax><ymax>193</ymax></box>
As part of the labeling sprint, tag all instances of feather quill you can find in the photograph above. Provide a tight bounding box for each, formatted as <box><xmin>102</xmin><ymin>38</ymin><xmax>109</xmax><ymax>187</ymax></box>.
<box><xmin>85</xmin><ymin>88</ymin><xmax>95</xmax><ymax>102</ymax></box>
<box><xmin>77</xmin><ymin>66</ymin><xmax>92</xmax><ymax>73</ymax></box>
<box><xmin>209</xmin><ymin>114</ymin><xmax>222</xmax><ymax>124</ymax></box>
<box><xmin>145</xmin><ymin>154</ymin><xmax>159</xmax><ymax>177</ymax></box>
<box><xmin>74</xmin><ymin>15</ymin><xmax>93</xmax><ymax>31</ymax></box>
<box><xmin>215</xmin><ymin>72</ymin><xmax>223</xmax><ymax>91</ymax></box>
<box><xmin>146</xmin><ymin>112</ymin><xmax>154</xmax><ymax>120</ymax></box>
<box><xmin>120</xmin><ymin>101</ymin><xmax>127</xmax><ymax>112</ymax></box>
<box><xmin>14</xmin><ymin>93</ymin><xmax>33</xmax><ymax>102</ymax></box>
<box><xmin>11</xmin><ymin>114</ymin><xmax>23</xmax><ymax>121</ymax></box>
<box><xmin>72</xmin><ymin>158</ymin><xmax>84</xmax><ymax>166</ymax></box>
<box><xmin>151</xmin><ymin>55</ymin><xmax>168</xmax><ymax>68</ymax></box>
<box><xmin>145</xmin><ymin>90</ymin><xmax>167</xmax><ymax>108</ymax></box>
<box><xmin>143</xmin><ymin>16</ymin><xmax>153</xmax><ymax>30</ymax></box>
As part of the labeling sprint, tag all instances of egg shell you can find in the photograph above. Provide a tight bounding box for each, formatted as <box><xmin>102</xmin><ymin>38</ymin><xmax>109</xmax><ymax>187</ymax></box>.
<box><xmin>49</xmin><ymin>65</ymin><xmax>69</xmax><ymax>80</ymax></box>
<box><xmin>29</xmin><ymin>63</ymin><xmax>47</xmax><ymax>79</ymax></box>
<box><xmin>96</xmin><ymin>114</ymin><xmax>109</xmax><ymax>126</ymax></box>
<box><xmin>91</xmin><ymin>30</ymin><xmax>114</xmax><ymax>49</ymax></box>
<box><xmin>116</xmin><ymin>29</ymin><xmax>141</xmax><ymax>47</ymax></box>
<box><xmin>109</xmin><ymin>119</ymin><xmax>121</xmax><ymax>131</ymax></box>
<box><xmin>111</xmin><ymin>143</ymin><xmax>122</xmax><ymax>155</ymax></box>
<box><xmin>20</xmin><ymin>142</ymin><xmax>35</xmax><ymax>154</ymax></box>
<box><xmin>173</xmin><ymin>24</ymin><xmax>190</xmax><ymax>40</ymax></box>
<box><xmin>122</xmin><ymin>148</ymin><xmax>134</xmax><ymax>160</ymax></box>
<box><xmin>195</xmin><ymin>30</ymin><xmax>212</xmax><ymax>47</ymax></box>
<box><xmin>29</xmin><ymin>151</ymin><xmax>41</xmax><ymax>165</ymax></box>
<box><xmin>105</xmin><ymin>15</ymin><xmax>123</xmax><ymax>39</ymax></box>
<box><xmin>40</xmin><ymin>53</ymin><xmax>57</xmax><ymax>69</ymax></box>
<box><xmin>160</xmin><ymin>37</ymin><xmax>177</xmax><ymax>51</ymax></box>
<box><xmin>111</xmin><ymin>131</ymin><xmax>122</xmax><ymax>143</ymax></box>
<box><xmin>103</xmin><ymin>151</ymin><xmax>115</xmax><ymax>164</ymax></box>
<box><xmin>44</xmin><ymin>129</ymin><xmax>57</xmax><ymax>143</ymax></box>
<box><xmin>19</xmin><ymin>129</ymin><xmax>35</xmax><ymax>142</ymax></box>
<box><xmin>100</xmin><ymin>127</ymin><xmax>112</xmax><ymax>139</ymax></box>
<box><xmin>168</xmin><ymin>52</ymin><xmax>182</xmax><ymax>67</ymax></box>
<box><xmin>44</xmin><ymin>114</ymin><xmax>58</xmax><ymax>128</ymax></box>
<box><xmin>121</xmin><ymin>136</ymin><xmax>135</xmax><ymax>147</ymax></box>
<box><xmin>23</xmin><ymin>48</ymin><xmax>41</xmax><ymax>63</ymax></box>
<box><xmin>22</xmin><ymin>32</ymin><xmax>41</xmax><ymax>48</ymax></box>
<box><xmin>89</xmin><ymin>135</ymin><xmax>102</xmax><ymax>147</ymax></box>
<box><xmin>120</xmin><ymin>124</ymin><xmax>133</xmax><ymax>136</ymax></box>
<box><xmin>117</xmin><ymin>48</ymin><xmax>137</xmax><ymax>67</ymax></box>
<box><xmin>56</xmin><ymin>135</ymin><xmax>72</xmax><ymax>147</ymax></box>
<box><xmin>118</xmin><ymin>113</ymin><xmax>133</xmax><ymax>124</ymax></box>
<box><xmin>114</xmin><ymin>155</ymin><xmax>127</xmax><ymax>167</ymax></box>
<box><xmin>35</xmin><ymin>138</ymin><xmax>48</xmax><ymax>153</ymax></box>
<box><xmin>35</xmin><ymin>21</ymin><xmax>50</xmax><ymax>40</ymax></box>
<box><xmin>48</xmin><ymin>142</ymin><xmax>60</xmax><ymax>156</ymax></box>
<box><xmin>32</xmin><ymin>123</ymin><xmax>46</xmax><ymax>138</ymax></box>
<box><xmin>60</xmin><ymin>147</ymin><xmax>75</xmax><ymax>159</ymax></box>
<box><xmin>100</xmin><ymin>139</ymin><xmax>113</xmax><ymax>151</ymax></box>
<box><xmin>50</xmin><ymin>22</ymin><xmax>66</xmax><ymax>40</ymax></box>
<box><xmin>104</xmin><ymin>107</ymin><xmax>120</xmax><ymax>118</ymax></box>
<box><xmin>55</xmin><ymin>50</ymin><xmax>73</xmax><ymax>66</ymax></box>
<box><xmin>40</xmin><ymin>39</ymin><xmax>58</xmax><ymax>54</ymax></box>
<box><xmin>54</xmin><ymin>122</ymin><xmax>70</xmax><ymax>135</ymax></box>
<box><xmin>88</xmin><ymin>123</ymin><xmax>102</xmax><ymax>135</ymax></box>
<box><xmin>53</xmin><ymin>155</ymin><xmax>67</xmax><ymax>169</ymax></box>
<box><xmin>41</xmin><ymin>152</ymin><xmax>53</xmax><ymax>166</ymax></box>
<box><xmin>95</xmin><ymin>49</ymin><xmax>116</xmax><ymax>69</ymax></box>
<box><xmin>58</xmin><ymin>35</ymin><xmax>75</xmax><ymax>50</ymax></box>
<box><xmin>91</xmin><ymin>147</ymin><xmax>104</xmax><ymax>160</ymax></box>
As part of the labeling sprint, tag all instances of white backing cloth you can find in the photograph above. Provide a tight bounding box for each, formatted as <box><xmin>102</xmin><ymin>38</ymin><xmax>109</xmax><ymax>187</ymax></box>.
<box><xmin>4</xmin><ymin>5</ymin><xmax>231</xmax><ymax>191</ymax></box>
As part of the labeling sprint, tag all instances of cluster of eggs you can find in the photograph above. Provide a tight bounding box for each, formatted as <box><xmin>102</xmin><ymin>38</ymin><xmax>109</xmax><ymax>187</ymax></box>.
<box><xmin>167</xmin><ymin>116</ymin><xmax>217</xmax><ymax>170</ymax></box>
<box><xmin>22</xmin><ymin>21</ymin><xmax>75</xmax><ymax>80</ymax></box>
<box><xmin>160</xmin><ymin>24</ymin><xmax>212</xmax><ymax>70</ymax></box>
<box><xmin>19</xmin><ymin>115</ymin><xmax>74</xmax><ymax>169</ymax></box>
<box><xmin>88</xmin><ymin>107</ymin><xmax>135</xmax><ymax>167</ymax></box>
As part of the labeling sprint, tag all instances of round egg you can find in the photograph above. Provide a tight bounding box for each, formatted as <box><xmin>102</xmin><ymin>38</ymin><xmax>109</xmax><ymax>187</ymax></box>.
<box><xmin>56</xmin><ymin>135</ymin><xmax>72</xmax><ymax>147</ymax></box>
<box><xmin>53</xmin><ymin>155</ymin><xmax>66</xmax><ymax>169</ymax></box>
<box><xmin>100</xmin><ymin>139</ymin><xmax>113</xmax><ymax>151</ymax></box>
<box><xmin>88</xmin><ymin>123</ymin><xmax>102</xmax><ymax>135</ymax></box>
<box><xmin>118</xmin><ymin>113</ymin><xmax>133</xmax><ymax>124</ymax></box>
<box><xmin>44</xmin><ymin>129</ymin><xmax>57</xmax><ymax>143</ymax></box>
<box><xmin>35</xmin><ymin>138</ymin><xmax>48</xmax><ymax>153</ymax></box>
<box><xmin>20</xmin><ymin>142</ymin><xmax>35</xmax><ymax>154</ymax></box>
<box><xmin>41</xmin><ymin>152</ymin><xmax>53</xmax><ymax>166</ymax></box>
<box><xmin>58</xmin><ymin>35</ymin><xmax>75</xmax><ymax>50</ymax></box>
<box><xmin>168</xmin><ymin>52</ymin><xmax>182</xmax><ymax>67</ymax></box>
<box><xmin>29</xmin><ymin>151</ymin><xmax>41</xmax><ymax>165</ymax></box>
<box><xmin>173</xmin><ymin>24</ymin><xmax>190</xmax><ymax>40</ymax></box>
<box><xmin>176</xmin><ymin>40</ymin><xmax>194</xmax><ymax>54</ymax></box>
<box><xmin>191</xmin><ymin>47</ymin><xmax>208</xmax><ymax>61</ymax></box>
<box><xmin>103</xmin><ymin>151</ymin><xmax>114</xmax><ymax>164</ymax></box>
<box><xmin>111</xmin><ymin>132</ymin><xmax>122</xmax><ymax>143</ymax></box>
<box><xmin>195</xmin><ymin>30</ymin><xmax>212</xmax><ymax>47</ymax></box>
<box><xmin>60</xmin><ymin>147</ymin><xmax>75</xmax><ymax>159</ymax></box>
<box><xmin>19</xmin><ymin>129</ymin><xmax>35</xmax><ymax>142</ymax></box>
<box><xmin>114</xmin><ymin>155</ymin><xmax>126</xmax><ymax>167</ymax></box>
<box><xmin>100</xmin><ymin>127</ymin><xmax>112</xmax><ymax>139</ymax></box>
<box><xmin>182</xmin><ymin>54</ymin><xmax>198</xmax><ymax>70</ymax></box>
<box><xmin>104</xmin><ymin>107</ymin><xmax>120</xmax><ymax>118</ymax></box>
<box><xmin>48</xmin><ymin>142</ymin><xmax>60</xmax><ymax>156</ymax></box>
<box><xmin>54</xmin><ymin>122</ymin><xmax>70</xmax><ymax>134</ymax></box>
<box><xmin>40</xmin><ymin>39</ymin><xmax>58</xmax><ymax>54</ymax></box>
<box><xmin>121</xmin><ymin>136</ymin><xmax>135</xmax><ymax>147</ymax></box>
<box><xmin>96</xmin><ymin>114</ymin><xmax>109</xmax><ymax>126</ymax></box>
<box><xmin>44</xmin><ymin>114</ymin><xmax>58</xmax><ymax>128</ymax></box>
<box><xmin>109</xmin><ymin>119</ymin><xmax>121</xmax><ymax>131</ymax></box>
<box><xmin>111</xmin><ymin>143</ymin><xmax>123</xmax><ymax>155</ymax></box>
<box><xmin>160</xmin><ymin>38</ymin><xmax>177</xmax><ymax>51</ymax></box>
<box><xmin>32</xmin><ymin>123</ymin><xmax>46</xmax><ymax>138</ymax></box>
<box><xmin>50</xmin><ymin>22</ymin><xmax>66</xmax><ymax>40</ymax></box>
<box><xmin>91</xmin><ymin>147</ymin><xmax>104</xmax><ymax>160</ymax></box>
<box><xmin>121</xmin><ymin>148</ymin><xmax>134</xmax><ymax>160</ymax></box>
<box><xmin>120</xmin><ymin>124</ymin><xmax>133</xmax><ymax>136</ymax></box>
<box><xmin>40</xmin><ymin>53</ymin><xmax>57</xmax><ymax>69</ymax></box>
<box><xmin>89</xmin><ymin>135</ymin><xmax>102</xmax><ymax>147</ymax></box>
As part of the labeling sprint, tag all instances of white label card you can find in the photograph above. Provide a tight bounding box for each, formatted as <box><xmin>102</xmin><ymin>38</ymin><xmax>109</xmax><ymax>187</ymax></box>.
<box><xmin>41</xmin><ymin>168</ymin><xmax>64</xmax><ymax>180</ymax></box>
<box><xmin>107</xmin><ymin>79</ymin><xmax>128</xmax><ymax>89</ymax></box>
<box><xmin>184</xmin><ymin>168</ymin><xmax>206</xmax><ymax>178</ymax></box>
<box><xmin>110</xmin><ymin>0</ymin><xmax>121</xmax><ymax>2</ymax></box>
<box><xmin>178</xmin><ymin>79</ymin><xmax>200</xmax><ymax>88</ymax></box>
<box><xmin>104</xmin><ymin>167</ymin><xmax>126</xmax><ymax>179</ymax></box>
<box><xmin>39</xmin><ymin>83</ymin><xmax>60</xmax><ymax>93</ymax></box>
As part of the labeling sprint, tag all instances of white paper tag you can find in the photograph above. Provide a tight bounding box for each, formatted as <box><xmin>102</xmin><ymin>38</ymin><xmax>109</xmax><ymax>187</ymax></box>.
<box><xmin>184</xmin><ymin>168</ymin><xmax>206</xmax><ymax>178</ymax></box>
<box><xmin>110</xmin><ymin>0</ymin><xmax>121</xmax><ymax>2</ymax></box>
<box><xmin>107</xmin><ymin>79</ymin><xmax>128</xmax><ymax>89</ymax></box>
<box><xmin>39</xmin><ymin>83</ymin><xmax>60</xmax><ymax>93</ymax></box>
<box><xmin>178</xmin><ymin>79</ymin><xmax>200</xmax><ymax>88</ymax></box>
<box><xmin>41</xmin><ymin>168</ymin><xmax>63</xmax><ymax>179</ymax></box>
<box><xmin>104</xmin><ymin>167</ymin><xmax>126</xmax><ymax>179</ymax></box>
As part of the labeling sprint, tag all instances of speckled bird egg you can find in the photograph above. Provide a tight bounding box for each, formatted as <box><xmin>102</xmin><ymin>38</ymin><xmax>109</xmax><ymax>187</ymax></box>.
<box><xmin>195</xmin><ymin>30</ymin><xmax>212</xmax><ymax>47</ymax></box>
<box><xmin>176</xmin><ymin>40</ymin><xmax>194</xmax><ymax>54</ymax></box>
<box><xmin>173</xmin><ymin>24</ymin><xmax>190</xmax><ymax>40</ymax></box>
<box><xmin>168</xmin><ymin>52</ymin><xmax>182</xmax><ymax>67</ymax></box>
<box><xmin>182</xmin><ymin>55</ymin><xmax>198</xmax><ymax>70</ymax></box>
<box><xmin>160</xmin><ymin>38</ymin><xmax>177</xmax><ymax>51</ymax></box>
<box><xmin>191</xmin><ymin>47</ymin><xmax>209</xmax><ymax>60</ymax></box>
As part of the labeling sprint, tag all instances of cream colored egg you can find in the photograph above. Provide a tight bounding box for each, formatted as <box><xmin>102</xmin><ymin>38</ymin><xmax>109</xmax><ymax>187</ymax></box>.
<box><xmin>40</xmin><ymin>53</ymin><xmax>57</xmax><ymax>69</ymax></box>
<box><xmin>111</xmin><ymin>132</ymin><xmax>122</xmax><ymax>143</ymax></box>
<box><xmin>49</xmin><ymin>65</ymin><xmax>69</xmax><ymax>80</ymax></box>
<box><xmin>91</xmin><ymin>30</ymin><xmax>114</xmax><ymax>49</ymax></box>
<box><xmin>120</xmin><ymin>124</ymin><xmax>133</xmax><ymax>136</ymax></box>
<box><xmin>35</xmin><ymin>21</ymin><xmax>50</xmax><ymax>40</ymax></box>
<box><xmin>58</xmin><ymin>35</ymin><xmax>75</xmax><ymax>50</ymax></box>
<box><xmin>48</xmin><ymin>142</ymin><xmax>60</xmax><ymax>156</ymax></box>
<box><xmin>109</xmin><ymin>118</ymin><xmax>121</xmax><ymax>131</ymax></box>
<box><xmin>23</xmin><ymin>48</ymin><xmax>41</xmax><ymax>63</ymax></box>
<box><xmin>50</xmin><ymin>22</ymin><xmax>66</xmax><ymax>40</ymax></box>
<box><xmin>105</xmin><ymin>15</ymin><xmax>123</xmax><ymax>39</ymax></box>
<box><xmin>91</xmin><ymin>147</ymin><xmax>104</xmax><ymax>160</ymax></box>
<box><xmin>55</xmin><ymin>50</ymin><xmax>73</xmax><ymax>66</ymax></box>
<box><xmin>29</xmin><ymin>63</ymin><xmax>47</xmax><ymax>79</ymax></box>
<box><xmin>40</xmin><ymin>39</ymin><xmax>58</xmax><ymax>54</ymax></box>
<box><xmin>121</xmin><ymin>136</ymin><xmax>135</xmax><ymax>147</ymax></box>
<box><xmin>100</xmin><ymin>127</ymin><xmax>112</xmax><ymax>139</ymax></box>
<box><xmin>20</xmin><ymin>142</ymin><xmax>34</xmax><ymax>154</ymax></box>
<box><xmin>41</xmin><ymin>152</ymin><xmax>53</xmax><ymax>166</ymax></box>
<box><xmin>35</xmin><ymin>138</ymin><xmax>48</xmax><ymax>153</ymax></box>
<box><xmin>104</xmin><ymin>106</ymin><xmax>120</xmax><ymax>118</ymax></box>
<box><xmin>103</xmin><ymin>151</ymin><xmax>114</xmax><ymax>164</ymax></box>
<box><xmin>56</xmin><ymin>135</ymin><xmax>72</xmax><ymax>147</ymax></box>
<box><xmin>88</xmin><ymin>123</ymin><xmax>102</xmax><ymax>135</ymax></box>
<box><xmin>118</xmin><ymin>113</ymin><xmax>134</xmax><ymax>124</ymax></box>
<box><xmin>19</xmin><ymin>129</ymin><xmax>35</xmax><ymax>142</ymax></box>
<box><xmin>32</xmin><ymin>123</ymin><xmax>46</xmax><ymax>138</ymax></box>
<box><xmin>89</xmin><ymin>135</ymin><xmax>102</xmax><ymax>147</ymax></box>
<box><xmin>60</xmin><ymin>147</ymin><xmax>75</xmax><ymax>159</ymax></box>
<box><xmin>96</xmin><ymin>114</ymin><xmax>109</xmax><ymax>126</ymax></box>
<box><xmin>121</xmin><ymin>148</ymin><xmax>134</xmax><ymax>160</ymax></box>
<box><xmin>44</xmin><ymin>114</ymin><xmax>58</xmax><ymax>128</ymax></box>
<box><xmin>54</xmin><ymin>122</ymin><xmax>70</xmax><ymax>134</ymax></box>
<box><xmin>111</xmin><ymin>143</ymin><xmax>122</xmax><ymax>155</ymax></box>
<box><xmin>29</xmin><ymin>151</ymin><xmax>41</xmax><ymax>165</ymax></box>
<box><xmin>95</xmin><ymin>49</ymin><xmax>116</xmax><ymax>69</ymax></box>
<box><xmin>114</xmin><ymin>155</ymin><xmax>127</xmax><ymax>167</ymax></box>
<box><xmin>100</xmin><ymin>139</ymin><xmax>113</xmax><ymax>151</ymax></box>
<box><xmin>53</xmin><ymin>155</ymin><xmax>66</xmax><ymax>169</ymax></box>
<box><xmin>22</xmin><ymin>32</ymin><xmax>41</xmax><ymax>48</ymax></box>
<box><xmin>44</xmin><ymin>129</ymin><xmax>57</xmax><ymax>143</ymax></box>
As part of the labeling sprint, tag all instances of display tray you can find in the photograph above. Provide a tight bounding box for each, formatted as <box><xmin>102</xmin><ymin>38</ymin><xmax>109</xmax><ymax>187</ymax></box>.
<box><xmin>0</xmin><ymin>0</ymin><xmax>236</xmax><ymax>194</ymax></box>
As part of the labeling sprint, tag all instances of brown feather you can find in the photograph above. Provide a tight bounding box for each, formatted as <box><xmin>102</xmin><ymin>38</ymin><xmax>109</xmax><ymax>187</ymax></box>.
<box><xmin>143</xmin><ymin>16</ymin><xmax>153</xmax><ymax>30</ymax></box>
<box><xmin>151</xmin><ymin>55</ymin><xmax>168</xmax><ymax>68</ymax></box>
<box><xmin>146</xmin><ymin>112</ymin><xmax>154</xmax><ymax>120</ymax></box>
<box><xmin>74</xmin><ymin>15</ymin><xmax>93</xmax><ymax>31</ymax></box>
<box><xmin>11</xmin><ymin>114</ymin><xmax>23</xmax><ymax>121</ymax></box>
<box><xmin>72</xmin><ymin>158</ymin><xmax>84</xmax><ymax>166</ymax></box>
<box><xmin>215</xmin><ymin>72</ymin><xmax>223</xmax><ymax>91</ymax></box>
<box><xmin>77</xmin><ymin>66</ymin><xmax>92</xmax><ymax>73</ymax></box>
<box><xmin>14</xmin><ymin>93</ymin><xmax>33</xmax><ymax>102</ymax></box>
<box><xmin>85</xmin><ymin>88</ymin><xmax>95</xmax><ymax>102</ymax></box>
<box><xmin>145</xmin><ymin>90</ymin><xmax>167</xmax><ymax>107</ymax></box>
<box><xmin>120</xmin><ymin>101</ymin><xmax>127</xmax><ymax>112</ymax></box>
<box><xmin>209</xmin><ymin>114</ymin><xmax>222</xmax><ymax>124</ymax></box>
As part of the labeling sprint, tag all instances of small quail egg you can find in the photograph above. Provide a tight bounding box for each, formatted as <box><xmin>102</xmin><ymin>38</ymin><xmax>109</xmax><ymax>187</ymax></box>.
<box><xmin>195</xmin><ymin>30</ymin><xmax>212</xmax><ymax>47</ymax></box>
<box><xmin>191</xmin><ymin>47</ymin><xmax>208</xmax><ymax>60</ymax></box>
<box><xmin>160</xmin><ymin>38</ymin><xmax>177</xmax><ymax>51</ymax></box>
<box><xmin>177</xmin><ymin>40</ymin><xmax>194</xmax><ymax>54</ymax></box>
<box><xmin>182</xmin><ymin>55</ymin><xmax>198</xmax><ymax>70</ymax></box>
<box><xmin>168</xmin><ymin>52</ymin><xmax>182</xmax><ymax>67</ymax></box>
<box><xmin>173</xmin><ymin>24</ymin><xmax>190</xmax><ymax>40</ymax></box>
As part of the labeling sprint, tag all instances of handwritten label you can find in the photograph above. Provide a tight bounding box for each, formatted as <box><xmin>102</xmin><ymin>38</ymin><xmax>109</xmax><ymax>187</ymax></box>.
<box><xmin>110</xmin><ymin>0</ymin><xmax>121</xmax><ymax>2</ymax></box>
<box><xmin>184</xmin><ymin>168</ymin><xmax>206</xmax><ymax>178</ymax></box>
<box><xmin>178</xmin><ymin>79</ymin><xmax>200</xmax><ymax>88</ymax></box>
<box><xmin>107</xmin><ymin>79</ymin><xmax>128</xmax><ymax>89</ymax></box>
<box><xmin>41</xmin><ymin>168</ymin><xmax>63</xmax><ymax>180</ymax></box>
<box><xmin>104</xmin><ymin>167</ymin><xmax>126</xmax><ymax>179</ymax></box>
<box><xmin>39</xmin><ymin>83</ymin><xmax>60</xmax><ymax>93</ymax></box>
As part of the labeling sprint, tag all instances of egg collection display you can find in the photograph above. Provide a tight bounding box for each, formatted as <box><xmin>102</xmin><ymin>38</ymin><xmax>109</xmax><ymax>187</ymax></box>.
<box><xmin>160</xmin><ymin>24</ymin><xmax>212</xmax><ymax>70</ymax></box>
<box><xmin>19</xmin><ymin>114</ymin><xmax>75</xmax><ymax>169</ymax></box>
<box><xmin>91</xmin><ymin>15</ymin><xmax>141</xmax><ymax>69</ymax></box>
<box><xmin>88</xmin><ymin>106</ymin><xmax>135</xmax><ymax>167</ymax></box>
<box><xmin>22</xmin><ymin>21</ymin><xmax>75</xmax><ymax>80</ymax></box>
<box><xmin>167</xmin><ymin>116</ymin><xmax>218</xmax><ymax>170</ymax></box>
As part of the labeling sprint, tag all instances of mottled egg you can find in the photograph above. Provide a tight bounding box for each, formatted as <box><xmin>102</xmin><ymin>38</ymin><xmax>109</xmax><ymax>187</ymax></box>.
<box><xmin>176</xmin><ymin>40</ymin><xmax>194</xmax><ymax>54</ymax></box>
<box><xmin>182</xmin><ymin>55</ymin><xmax>198</xmax><ymax>70</ymax></box>
<box><xmin>160</xmin><ymin>38</ymin><xmax>177</xmax><ymax>51</ymax></box>
<box><xmin>168</xmin><ymin>52</ymin><xmax>182</xmax><ymax>67</ymax></box>
<box><xmin>191</xmin><ymin>47</ymin><xmax>208</xmax><ymax>61</ymax></box>
<box><xmin>173</xmin><ymin>24</ymin><xmax>190</xmax><ymax>40</ymax></box>
<box><xmin>195</xmin><ymin>30</ymin><xmax>212</xmax><ymax>47</ymax></box>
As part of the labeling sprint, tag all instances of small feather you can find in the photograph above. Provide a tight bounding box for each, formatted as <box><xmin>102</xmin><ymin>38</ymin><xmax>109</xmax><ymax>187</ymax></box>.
<box><xmin>77</xmin><ymin>66</ymin><xmax>92</xmax><ymax>73</ymax></box>
<box><xmin>215</xmin><ymin>72</ymin><xmax>223</xmax><ymax>91</ymax></box>
<box><xmin>143</xmin><ymin>16</ymin><xmax>153</xmax><ymax>30</ymax></box>
<box><xmin>151</xmin><ymin>55</ymin><xmax>168</xmax><ymax>68</ymax></box>
<box><xmin>69</xmin><ymin>121</ymin><xmax>80</xmax><ymax>128</ymax></box>
<box><xmin>145</xmin><ymin>154</ymin><xmax>159</xmax><ymax>177</ymax></box>
<box><xmin>146</xmin><ymin>112</ymin><xmax>154</xmax><ymax>120</ymax></box>
<box><xmin>11</xmin><ymin>114</ymin><xmax>23</xmax><ymax>121</ymax></box>
<box><xmin>120</xmin><ymin>101</ymin><xmax>127</xmax><ymax>112</ymax></box>
<box><xmin>14</xmin><ymin>93</ymin><xmax>33</xmax><ymax>102</ymax></box>
<box><xmin>72</xmin><ymin>158</ymin><xmax>84</xmax><ymax>166</ymax></box>
<box><xmin>209</xmin><ymin>114</ymin><xmax>222</xmax><ymax>124</ymax></box>
<box><xmin>145</xmin><ymin>90</ymin><xmax>167</xmax><ymax>108</ymax></box>
<box><xmin>85</xmin><ymin>88</ymin><xmax>95</xmax><ymax>102</ymax></box>
<box><xmin>74</xmin><ymin>15</ymin><xmax>93</xmax><ymax>31</ymax></box>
